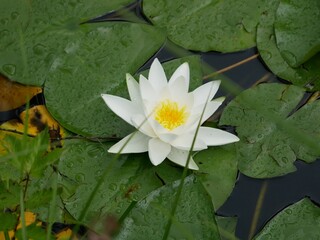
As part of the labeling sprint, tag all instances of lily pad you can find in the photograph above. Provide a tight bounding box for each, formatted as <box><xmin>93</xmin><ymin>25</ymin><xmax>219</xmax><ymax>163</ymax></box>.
<box><xmin>58</xmin><ymin>139</ymin><xmax>183</xmax><ymax>226</ymax></box>
<box><xmin>216</xmin><ymin>216</ymin><xmax>238</xmax><ymax>240</ymax></box>
<box><xmin>274</xmin><ymin>0</ymin><xmax>320</xmax><ymax>67</ymax></box>
<box><xmin>220</xmin><ymin>83</ymin><xmax>320</xmax><ymax>178</ymax></box>
<box><xmin>254</xmin><ymin>198</ymin><xmax>320</xmax><ymax>239</ymax></box>
<box><xmin>256</xmin><ymin>0</ymin><xmax>320</xmax><ymax>90</ymax></box>
<box><xmin>0</xmin><ymin>0</ymin><xmax>134</xmax><ymax>86</ymax></box>
<box><xmin>116</xmin><ymin>175</ymin><xmax>220</xmax><ymax>240</ymax></box>
<box><xmin>143</xmin><ymin>0</ymin><xmax>270</xmax><ymax>52</ymax></box>
<box><xmin>194</xmin><ymin>145</ymin><xmax>238</xmax><ymax>210</ymax></box>
<box><xmin>44</xmin><ymin>22</ymin><xmax>164</xmax><ymax>137</ymax></box>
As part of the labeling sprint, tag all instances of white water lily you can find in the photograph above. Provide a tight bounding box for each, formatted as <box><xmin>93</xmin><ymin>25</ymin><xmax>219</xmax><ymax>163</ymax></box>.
<box><xmin>101</xmin><ymin>58</ymin><xmax>239</xmax><ymax>170</ymax></box>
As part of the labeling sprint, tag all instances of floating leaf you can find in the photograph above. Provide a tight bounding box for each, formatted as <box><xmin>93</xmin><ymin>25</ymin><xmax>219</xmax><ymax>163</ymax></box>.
<box><xmin>0</xmin><ymin>0</ymin><xmax>133</xmax><ymax>85</ymax></box>
<box><xmin>44</xmin><ymin>22</ymin><xmax>164</xmax><ymax>137</ymax></box>
<box><xmin>274</xmin><ymin>0</ymin><xmax>320</xmax><ymax>67</ymax></box>
<box><xmin>255</xmin><ymin>198</ymin><xmax>320</xmax><ymax>239</ymax></box>
<box><xmin>220</xmin><ymin>83</ymin><xmax>320</xmax><ymax>178</ymax></box>
<box><xmin>143</xmin><ymin>0</ymin><xmax>270</xmax><ymax>52</ymax></box>
<box><xmin>58</xmin><ymin>140</ymin><xmax>172</xmax><ymax>226</ymax></box>
<box><xmin>257</xmin><ymin>0</ymin><xmax>320</xmax><ymax>90</ymax></box>
<box><xmin>216</xmin><ymin>216</ymin><xmax>238</xmax><ymax>240</ymax></box>
<box><xmin>194</xmin><ymin>145</ymin><xmax>238</xmax><ymax>209</ymax></box>
<box><xmin>116</xmin><ymin>175</ymin><xmax>220</xmax><ymax>240</ymax></box>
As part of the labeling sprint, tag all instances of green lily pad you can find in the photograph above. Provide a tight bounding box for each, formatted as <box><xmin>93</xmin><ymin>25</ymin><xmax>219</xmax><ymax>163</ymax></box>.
<box><xmin>254</xmin><ymin>198</ymin><xmax>320</xmax><ymax>239</ymax></box>
<box><xmin>220</xmin><ymin>83</ymin><xmax>320</xmax><ymax>178</ymax></box>
<box><xmin>0</xmin><ymin>0</ymin><xmax>133</xmax><ymax>86</ymax></box>
<box><xmin>257</xmin><ymin>0</ymin><xmax>320</xmax><ymax>90</ymax></box>
<box><xmin>194</xmin><ymin>145</ymin><xmax>238</xmax><ymax>210</ymax></box>
<box><xmin>143</xmin><ymin>0</ymin><xmax>270</xmax><ymax>52</ymax></box>
<box><xmin>116</xmin><ymin>175</ymin><xmax>220</xmax><ymax>240</ymax></box>
<box><xmin>274</xmin><ymin>0</ymin><xmax>320</xmax><ymax>67</ymax></box>
<box><xmin>44</xmin><ymin>22</ymin><xmax>164</xmax><ymax>137</ymax></box>
<box><xmin>216</xmin><ymin>216</ymin><xmax>238</xmax><ymax>240</ymax></box>
<box><xmin>58</xmin><ymin>139</ymin><xmax>185</xmax><ymax>226</ymax></box>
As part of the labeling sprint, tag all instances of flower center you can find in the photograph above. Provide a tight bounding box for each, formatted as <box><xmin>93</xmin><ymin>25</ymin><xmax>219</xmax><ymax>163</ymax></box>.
<box><xmin>154</xmin><ymin>99</ymin><xmax>189</xmax><ymax>131</ymax></box>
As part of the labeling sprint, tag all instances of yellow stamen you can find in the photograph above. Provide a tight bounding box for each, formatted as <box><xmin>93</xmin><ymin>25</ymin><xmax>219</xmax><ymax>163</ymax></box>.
<box><xmin>154</xmin><ymin>99</ymin><xmax>189</xmax><ymax>131</ymax></box>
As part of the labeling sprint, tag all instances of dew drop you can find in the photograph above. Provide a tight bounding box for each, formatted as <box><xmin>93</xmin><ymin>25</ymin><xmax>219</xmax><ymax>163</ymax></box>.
<box><xmin>2</xmin><ymin>64</ymin><xmax>16</xmax><ymax>75</ymax></box>
<box><xmin>33</xmin><ymin>44</ymin><xmax>47</xmax><ymax>55</ymax></box>
<box><xmin>75</xmin><ymin>173</ymin><xmax>85</xmax><ymax>183</ymax></box>
<box><xmin>11</xmin><ymin>12</ymin><xmax>19</xmax><ymax>20</ymax></box>
<box><xmin>108</xmin><ymin>183</ymin><xmax>117</xmax><ymax>191</ymax></box>
<box><xmin>66</xmin><ymin>161</ymin><xmax>74</xmax><ymax>168</ymax></box>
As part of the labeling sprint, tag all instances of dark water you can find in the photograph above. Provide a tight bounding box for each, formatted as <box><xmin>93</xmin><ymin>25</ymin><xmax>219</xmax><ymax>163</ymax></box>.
<box><xmin>1</xmin><ymin>2</ymin><xmax>320</xmax><ymax>239</ymax></box>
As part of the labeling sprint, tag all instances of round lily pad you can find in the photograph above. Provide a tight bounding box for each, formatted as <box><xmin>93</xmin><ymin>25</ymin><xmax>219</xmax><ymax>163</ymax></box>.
<box><xmin>274</xmin><ymin>0</ymin><xmax>320</xmax><ymax>67</ymax></box>
<box><xmin>44</xmin><ymin>22</ymin><xmax>164</xmax><ymax>137</ymax></box>
<box><xmin>0</xmin><ymin>0</ymin><xmax>133</xmax><ymax>86</ymax></box>
<box><xmin>256</xmin><ymin>0</ymin><xmax>320</xmax><ymax>90</ymax></box>
<box><xmin>220</xmin><ymin>83</ymin><xmax>320</xmax><ymax>178</ymax></box>
<box><xmin>143</xmin><ymin>0</ymin><xmax>270</xmax><ymax>52</ymax></box>
<box><xmin>116</xmin><ymin>175</ymin><xmax>220</xmax><ymax>240</ymax></box>
<box><xmin>255</xmin><ymin>198</ymin><xmax>320</xmax><ymax>239</ymax></box>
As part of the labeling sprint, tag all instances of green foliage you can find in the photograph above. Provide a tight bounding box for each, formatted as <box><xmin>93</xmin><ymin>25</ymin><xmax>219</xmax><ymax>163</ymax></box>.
<box><xmin>256</xmin><ymin>0</ymin><xmax>320</xmax><ymax>90</ymax></box>
<box><xmin>254</xmin><ymin>198</ymin><xmax>320</xmax><ymax>239</ymax></box>
<box><xmin>0</xmin><ymin>212</ymin><xmax>16</xmax><ymax>231</ymax></box>
<box><xmin>216</xmin><ymin>216</ymin><xmax>238</xmax><ymax>240</ymax></box>
<box><xmin>44</xmin><ymin>22</ymin><xmax>165</xmax><ymax>137</ymax></box>
<box><xmin>143</xmin><ymin>0</ymin><xmax>270</xmax><ymax>52</ymax></box>
<box><xmin>274</xmin><ymin>0</ymin><xmax>320</xmax><ymax>67</ymax></box>
<box><xmin>116</xmin><ymin>175</ymin><xmax>220</xmax><ymax>240</ymax></box>
<box><xmin>220</xmin><ymin>83</ymin><xmax>320</xmax><ymax>178</ymax></box>
<box><xmin>0</xmin><ymin>0</ymin><xmax>132</xmax><ymax>85</ymax></box>
<box><xmin>194</xmin><ymin>145</ymin><xmax>238</xmax><ymax>209</ymax></box>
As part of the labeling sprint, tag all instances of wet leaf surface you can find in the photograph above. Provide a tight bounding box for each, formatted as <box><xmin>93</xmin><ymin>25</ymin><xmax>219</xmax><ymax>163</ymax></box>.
<box><xmin>256</xmin><ymin>0</ymin><xmax>320</xmax><ymax>90</ymax></box>
<box><xmin>116</xmin><ymin>175</ymin><xmax>219</xmax><ymax>240</ymax></box>
<box><xmin>0</xmin><ymin>0</ymin><xmax>133</xmax><ymax>86</ymax></box>
<box><xmin>254</xmin><ymin>198</ymin><xmax>320</xmax><ymax>239</ymax></box>
<box><xmin>220</xmin><ymin>83</ymin><xmax>320</xmax><ymax>178</ymax></box>
<box><xmin>274</xmin><ymin>0</ymin><xmax>320</xmax><ymax>67</ymax></box>
<box><xmin>194</xmin><ymin>145</ymin><xmax>238</xmax><ymax>210</ymax></box>
<box><xmin>143</xmin><ymin>0</ymin><xmax>270</xmax><ymax>52</ymax></box>
<box><xmin>44</xmin><ymin>22</ymin><xmax>164</xmax><ymax>137</ymax></box>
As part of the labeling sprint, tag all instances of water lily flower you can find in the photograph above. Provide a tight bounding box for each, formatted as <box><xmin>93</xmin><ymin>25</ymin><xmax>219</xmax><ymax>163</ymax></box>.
<box><xmin>101</xmin><ymin>58</ymin><xmax>239</xmax><ymax>170</ymax></box>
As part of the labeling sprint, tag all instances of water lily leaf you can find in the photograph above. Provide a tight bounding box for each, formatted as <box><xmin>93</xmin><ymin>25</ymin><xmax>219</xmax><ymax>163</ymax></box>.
<box><xmin>116</xmin><ymin>175</ymin><xmax>220</xmax><ymax>240</ymax></box>
<box><xmin>44</xmin><ymin>22</ymin><xmax>164</xmax><ymax>137</ymax></box>
<box><xmin>59</xmin><ymin>140</ymin><xmax>170</xmax><ymax>226</ymax></box>
<box><xmin>257</xmin><ymin>0</ymin><xmax>320</xmax><ymax>90</ymax></box>
<box><xmin>216</xmin><ymin>216</ymin><xmax>238</xmax><ymax>240</ymax></box>
<box><xmin>254</xmin><ymin>198</ymin><xmax>320</xmax><ymax>239</ymax></box>
<box><xmin>143</xmin><ymin>0</ymin><xmax>270</xmax><ymax>52</ymax></box>
<box><xmin>138</xmin><ymin>55</ymin><xmax>203</xmax><ymax>91</ymax></box>
<box><xmin>274</xmin><ymin>0</ymin><xmax>320</xmax><ymax>67</ymax></box>
<box><xmin>220</xmin><ymin>83</ymin><xmax>320</xmax><ymax>178</ymax></box>
<box><xmin>0</xmin><ymin>0</ymin><xmax>133</xmax><ymax>85</ymax></box>
<box><xmin>194</xmin><ymin>145</ymin><xmax>238</xmax><ymax>210</ymax></box>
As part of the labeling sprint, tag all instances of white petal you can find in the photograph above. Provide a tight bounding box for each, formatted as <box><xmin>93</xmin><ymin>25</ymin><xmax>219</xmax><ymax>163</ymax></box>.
<box><xmin>192</xmin><ymin>98</ymin><xmax>224</xmax><ymax>124</ymax></box>
<box><xmin>131</xmin><ymin>114</ymin><xmax>157</xmax><ymax>138</ymax></box>
<box><xmin>126</xmin><ymin>73</ymin><xmax>141</xmax><ymax>104</ymax></box>
<box><xmin>169</xmin><ymin>62</ymin><xmax>190</xmax><ymax>91</ymax></box>
<box><xmin>192</xmin><ymin>81</ymin><xmax>221</xmax><ymax>106</ymax></box>
<box><xmin>198</xmin><ymin>127</ymin><xmax>240</xmax><ymax>146</ymax></box>
<box><xmin>139</xmin><ymin>75</ymin><xmax>157</xmax><ymax>101</ymax></box>
<box><xmin>172</xmin><ymin>133</ymin><xmax>207</xmax><ymax>151</ymax></box>
<box><xmin>101</xmin><ymin>94</ymin><xmax>140</xmax><ymax>125</ymax></box>
<box><xmin>169</xmin><ymin>76</ymin><xmax>189</xmax><ymax>104</ymax></box>
<box><xmin>108</xmin><ymin>132</ymin><xmax>149</xmax><ymax>153</ymax></box>
<box><xmin>167</xmin><ymin>148</ymin><xmax>199</xmax><ymax>170</ymax></box>
<box><xmin>148</xmin><ymin>138</ymin><xmax>171</xmax><ymax>165</ymax></box>
<box><xmin>148</xmin><ymin>58</ymin><xmax>167</xmax><ymax>90</ymax></box>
